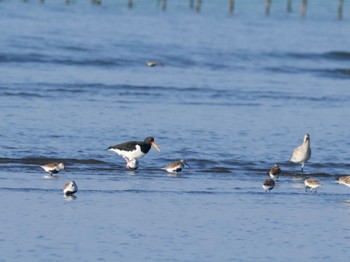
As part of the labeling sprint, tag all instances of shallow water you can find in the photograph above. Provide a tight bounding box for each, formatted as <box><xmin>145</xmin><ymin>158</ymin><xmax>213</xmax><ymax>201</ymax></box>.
<box><xmin>1</xmin><ymin>1</ymin><xmax>350</xmax><ymax>261</ymax></box>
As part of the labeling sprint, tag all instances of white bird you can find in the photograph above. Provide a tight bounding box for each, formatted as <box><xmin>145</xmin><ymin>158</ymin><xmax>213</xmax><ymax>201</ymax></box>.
<box><xmin>290</xmin><ymin>133</ymin><xmax>311</xmax><ymax>172</ymax></box>
<box><xmin>262</xmin><ymin>178</ymin><xmax>275</xmax><ymax>192</ymax></box>
<box><xmin>269</xmin><ymin>163</ymin><xmax>281</xmax><ymax>180</ymax></box>
<box><xmin>63</xmin><ymin>180</ymin><xmax>78</xmax><ymax>196</ymax></box>
<box><xmin>161</xmin><ymin>159</ymin><xmax>190</xmax><ymax>173</ymax></box>
<box><xmin>123</xmin><ymin>157</ymin><xmax>139</xmax><ymax>171</ymax></box>
<box><xmin>145</xmin><ymin>61</ymin><xmax>164</xmax><ymax>67</ymax></box>
<box><xmin>40</xmin><ymin>162</ymin><xmax>65</xmax><ymax>176</ymax></box>
<box><xmin>304</xmin><ymin>178</ymin><xmax>321</xmax><ymax>193</ymax></box>
<box><xmin>335</xmin><ymin>176</ymin><xmax>350</xmax><ymax>188</ymax></box>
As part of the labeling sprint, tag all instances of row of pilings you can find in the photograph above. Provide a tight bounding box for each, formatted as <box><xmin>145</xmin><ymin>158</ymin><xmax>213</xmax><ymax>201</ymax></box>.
<box><xmin>20</xmin><ymin>0</ymin><xmax>347</xmax><ymax>20</ymax></box>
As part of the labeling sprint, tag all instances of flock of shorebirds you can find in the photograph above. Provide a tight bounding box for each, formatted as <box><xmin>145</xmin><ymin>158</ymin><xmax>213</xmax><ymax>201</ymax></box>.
<box><xmin>263</xmin><ymin>133</ymin><xmax>350</xmax><ymax>193</ymax></box>
<box><xmin>39</xmin><ymin>133</ymin><xmax>350</xmax><ymax>197</ymax></box>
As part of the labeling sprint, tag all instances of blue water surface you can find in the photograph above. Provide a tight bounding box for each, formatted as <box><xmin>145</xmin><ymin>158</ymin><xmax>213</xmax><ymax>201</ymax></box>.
<box><xmin>1</xmin><ymin>1</ymin><xmax>350</xmax><ymax>261</ymax></box>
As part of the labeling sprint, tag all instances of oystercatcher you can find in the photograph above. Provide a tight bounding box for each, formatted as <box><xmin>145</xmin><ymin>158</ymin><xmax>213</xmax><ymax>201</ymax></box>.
<box><xmin>161</xmin><ymin>159</ymin><xmax>190</xmax><ymax>173</ymax></box>
<box><xmin>40</xmin><ymin>162</ymin><xmax>65</xmax><ymax>176</ymax></box>
<box><xmin>290</xmin><ymin>133</ymin><xmax>311</xmax><ymax>172</ymax></box>
<box><xmin>108</xmin><ymin>136</ymin><xmax>160</xmax><ymax>161</ymax></box>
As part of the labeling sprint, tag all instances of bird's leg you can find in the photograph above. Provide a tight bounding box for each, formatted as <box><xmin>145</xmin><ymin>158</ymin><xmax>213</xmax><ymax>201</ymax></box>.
<box><xmin>301</xmin><ymin>163</ymin><xmax>304</xmax><ymax>172</ymax></box>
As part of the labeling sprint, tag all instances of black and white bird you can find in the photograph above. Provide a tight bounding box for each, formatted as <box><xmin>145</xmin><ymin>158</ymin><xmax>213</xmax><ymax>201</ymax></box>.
<box><xmin>269</xmin><ymin>163</ymin><xmax>281</xmax><ymax>181</ymax></box>
<box><xmin>304</xmin><ymin>178</ymin><xmax>321</xmax><ymax>193</ymax></box>
<box><xmin>290</xmin><ymin>133</ymin><xmax>311</xmax><ymax>172</ymax></box>
<box><xmin>262</xmin><ymin>178</ymin><xmax>275</xmax><ymax>192</ymax></box>
<box><xmin>40</xmin><ymin>162</ymin><xmax>65</xmax><ymax>176</ymax></box>
<box><xmin>108</xmin><ymin>136</ymin><xmax>160</xmax><ymax>162</ymax></box>
<box><xmin>63</xmin><ymin>180</ymin><xmax>78</xmax><ymax>196</ymax></box>
<box><xmin>161</xmin><ymin>159</ymin><xmax>190</xmax><ymax>174</ymax></box>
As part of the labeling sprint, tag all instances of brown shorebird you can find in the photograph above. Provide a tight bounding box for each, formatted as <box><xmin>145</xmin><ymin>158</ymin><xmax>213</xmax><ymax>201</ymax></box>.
<box><xmin>262</xmin><ymin>178</ymin><xmax>275</xmax><ymax>192</ymax></box>
<box><xmin>336</xmin><ymin>176</ymin><xmax>350</xmax><ymax>189</ymax></box>
<box><xmin>269</xmin><ymin>163</ymin><xmax>281</xmax><ymax>180</ymax></box>
<box><xmin>161</xmin><ymin>160</ymin><xmax>190</xmax><ymax>174</ymax></box>
<box><xmin>63</xmin><ymin>180</ymin><xmax>78</xmax><ymax>196</ymax></box>
<box><xmin>304</xmin><ymin>178</ymin><xmax>321</xmax><ymax>193</ymax></box>
<box><xmin>40</xmin><ymin>162</ymin><xmax>65</xmax><ymax>176</ymax></box>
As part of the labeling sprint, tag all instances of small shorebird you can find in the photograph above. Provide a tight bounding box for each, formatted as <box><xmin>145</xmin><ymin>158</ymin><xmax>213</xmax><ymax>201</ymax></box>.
<box><xmin>63</xmin><ymin>180</ymin><xmax>78</xmax><ymax>196</ymax></box>
<box><xmin>269</xmin><ymin>163</ymin><xmax>281</xmax><ymax>180</ymax></box>
<box><xmin>123</xmin><ymin>157</ymin><xmax>139</xmax><ymax>170</ymax></box>
<box><xmin>262</xmin><ymin>178</ymin><xmax>275</xmax><ymax>192</ymax></box>
<box><xmin>40</xmin><ymin>162</ymin><xmax>65</xmax><ymax>176</ymax></box>
<box><xmin>290</xmin><ymin>133</ymin><xmax>311</xmax><ymax>172</ymax></box>
<box><xmin>304</xmin><ymin>178</ymin><xmax>321</xmax><ymax>193</ymax></box>
<box><xmin>108</xmin><ymin>137</ymin><xmax>160</xmax><ymax>163</ymax></box>
<box><xmin>161</xmin><ymin>159</ymin><xmax>190</xmax><ymax>173</ymax></box>
<box><xmin>335</xmin><ymin>176</ymin><xmax>350</xmax><ymax>188</ymax></box>
<box><xmin>145</xmin><ymin>61</ymin><xmax>164</xmax><ymax>67</ymax></box>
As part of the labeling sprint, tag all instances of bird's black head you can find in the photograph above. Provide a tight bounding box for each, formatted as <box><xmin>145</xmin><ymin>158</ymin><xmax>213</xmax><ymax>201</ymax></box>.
<box><xmin>144</xmin><ymin>136</ymin><xmax>160</xmax><ymax>152</ymax></box>
<box><xmin>144</xmin><ymin>137</ymin><xmax>155</xmax><ymax>144</ymax></box>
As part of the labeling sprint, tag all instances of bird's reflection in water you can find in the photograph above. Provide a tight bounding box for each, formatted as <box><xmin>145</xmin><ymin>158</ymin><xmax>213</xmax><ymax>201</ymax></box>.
<box><xmin>64</xmin><ymin>195</ymin><xmax>77</xmax><ymax>201</ymax></box>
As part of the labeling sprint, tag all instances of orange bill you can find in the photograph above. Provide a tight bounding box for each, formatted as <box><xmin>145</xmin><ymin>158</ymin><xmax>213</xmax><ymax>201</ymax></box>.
<box><xmin>151</xmin><ymin>142</ymin><xmax>161</xmax><ymax>152</ymax></box>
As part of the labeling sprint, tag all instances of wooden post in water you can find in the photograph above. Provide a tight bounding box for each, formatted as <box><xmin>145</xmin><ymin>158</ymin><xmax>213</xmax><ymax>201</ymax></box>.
<box><xmin>338</xmin><ymin>0</ymin><xmax>344</xmax><ymax>20</ymax></box>
<box><xmin>229</xmin><ymin>0</ymin><xmax>234</xmax><ymax>16</ymax></box>
<box><xmin>301</xmin><ymin>0</ymin><xmax>307</xmax><ymax>17</ymax></box>
<box><xmin>266</xmin><ymin>0</ymin><xmax>271</xmax><ymax>16</ymax></box>
<box><xmin>196</xmin><ymin>0</ymin><xmax>201</xmax><ymax>13</ymax></box>
<box><xmin>287</xmin><ymin>0</ymin><xmax>292</xmax><ymax>13</ymax></box>
<box><xmin>128</xmin><ymin>0</ymin><xmax>133</xmax><ymax>9</ymax></box>
<box><xmin>189</xmin><ymin>0</ymin><xmax>194</xmax><ymax>9</ymax></box>
<box><xmin>162</xmin><ymin>0</ymin><xmax>167</xmax><ymax>11</ymax></box>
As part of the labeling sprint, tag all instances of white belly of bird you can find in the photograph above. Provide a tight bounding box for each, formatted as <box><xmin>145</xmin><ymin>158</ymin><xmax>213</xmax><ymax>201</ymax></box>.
<box><xmin>306</xmin><ymin>183</ymin><xmax>320</xmax><ymax>189</ymax></box>
<box><xmin>110</xmin><ymin>145</ymin><xmax>145</xmax><ymax>160</ymax></box>
<box><xmin>167</xmin><ymin>166</ymin><xmax>182</xmax><ymax>173</ymax></box>
<box><xmin>262</xmin><ymin>184</ymin><xmax>273</xmax><ymax>191</ymax></box>
<box><xmin>269</xmin><ymin>172</ymin><xmax>279</xmax><ymax>180</ymax></box>
<box><xmin>42</xmin><ymin>166</ymin><xmax>53</xmax><ymax>172</ymax></box>
<box><xmin>291</xmin><ymin>146</ymin><xmax>311</xmax><ymax>163</ymax></box>
<box><xmin>340</xmin><ymin>181</ymin><xmax>350</xmax><ymax>188</ymax></box>
<box><xmin>126</xmin><ymin>159</ymin><xmax>139</xmax><ymax>170</ymax></box>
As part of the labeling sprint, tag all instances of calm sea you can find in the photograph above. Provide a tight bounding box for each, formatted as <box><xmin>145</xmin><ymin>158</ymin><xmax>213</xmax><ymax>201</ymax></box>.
<box><xmin>1</xmin><ymin>1</ymin><xmax>350</xmax><ymax>261</ymax></box>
